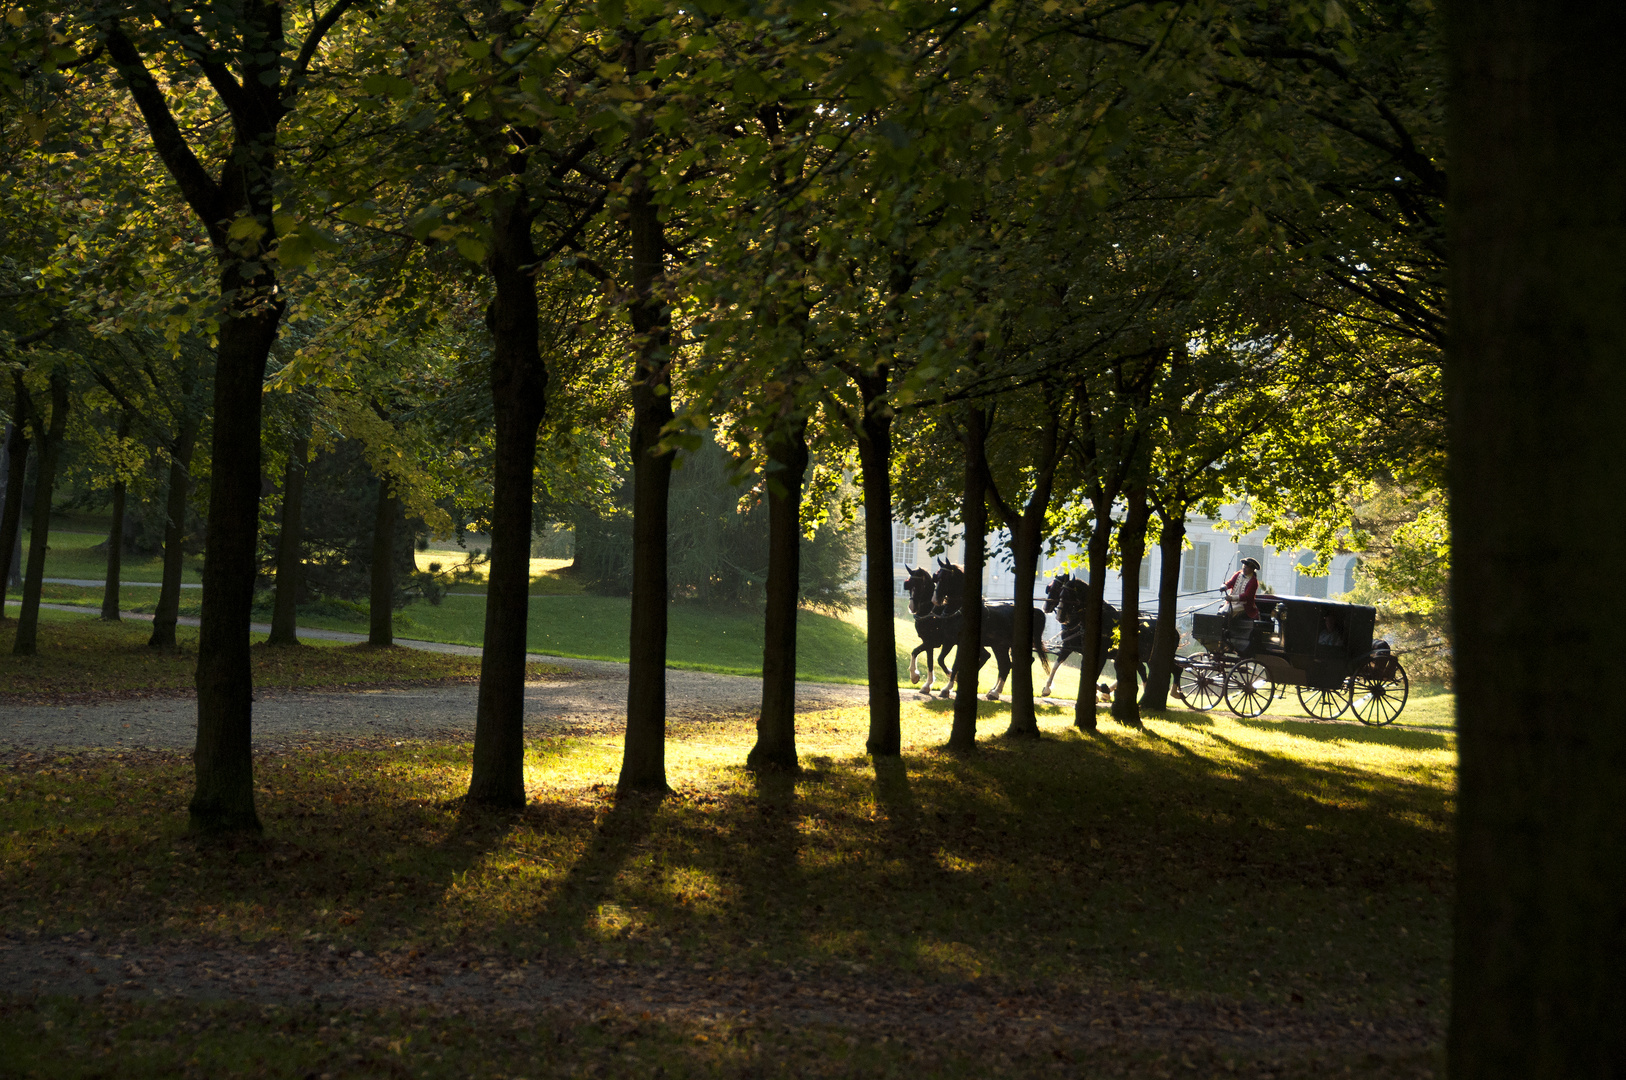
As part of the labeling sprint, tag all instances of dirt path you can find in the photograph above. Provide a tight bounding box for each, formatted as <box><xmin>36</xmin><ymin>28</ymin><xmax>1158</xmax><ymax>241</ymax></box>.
<box><xmin>0</xmin><ymin>607</ymin><xmax>870</xmax><ymax>750</ymax></box>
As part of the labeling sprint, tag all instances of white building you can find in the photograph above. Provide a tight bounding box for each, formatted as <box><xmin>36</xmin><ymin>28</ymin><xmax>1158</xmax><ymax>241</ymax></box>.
<box><xmin>878</xmin><ymin>510</ymin><xmax>1359</xmax><ymax>612</ymax></box>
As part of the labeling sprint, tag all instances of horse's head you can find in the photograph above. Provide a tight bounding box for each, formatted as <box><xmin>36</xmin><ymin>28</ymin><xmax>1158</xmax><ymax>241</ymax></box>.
<box><xmin>1043</xmin><ymin>573</ymin><xmax>1073</xmax><ymax>613</ymax></box>
<box><xmin>932</xmin><ymin>559</ymin><xmax>965</xmax><ymax>612</ymax></box>
<box><xmin>902</xmin><ymin>565</ymin><xmax>936</xmax><ymax>614</ymax></box>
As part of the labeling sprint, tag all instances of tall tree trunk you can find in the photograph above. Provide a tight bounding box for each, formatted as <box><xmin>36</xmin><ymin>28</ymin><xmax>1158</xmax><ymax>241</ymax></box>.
<box><xmin>12</xmin><ymin>374</ymin><xmax>67</xmax><ymax>656</ymax></box>
<box><xmin>1111</xmin><ymin>488</ymin><xmax>1148</xmax><ymax>729</ymax></box>
<box><xmin>749</xmin><ymin>419</ymin><xmax>809</xmax><ymax>772</ymax></box>
<box><xmin>191</xmin><ymin>299</ymin><xmax>280</xmax><ymax>835</ymax></box>
<box><xmin>468</xmin><ymin>194</ymin><xmax>549</xmax><ymax>808</ymax></box>
<box><xmin>948</xmin><ymin>406</ymin><xmax>989</xmax><ymax>753</ymax></box>
<box><xmin>618</xmin><ymin>44</ymin><xmax>675</xmax><ymax>796</ymax></box>
<box><xmin>149</xmin><ymin>421</ymin><xmax>198</xmax><ymax>651</ymax></box>
<box><xmin>1141</xmin><ymin>504</ymin><xmax>1185</xmax><ymax>711</ymax></box>
<box><xmin>268</xmin><ymin>435</ymin><xmax>307</xmax><ymax>645</ymax></box>
<box><xmin>1446</xmin><ymin>4</ymin><xmax>1626</xmax><ymax>1074</ymax></box>
<box><xmin>1074</xmin><ymin>502</ymin><xmax>1113</xmax><ymax>732</ymax></box>
<box><xmin>101</xmin><ymin>412</ymin><xmax>131</xmax><ymax>622</ymax></box>
<box><xmin>368</xmin><ymin>476</ymin><xmax>398</xmax><ymax>647</ymax></box>
<box><xmin>997</xmin><ymin>412</ymin><xmax>1060</xmax><ymax>739</ymax></box>
<box><xmin>0</xmin><ymin>412</ymin><xmax>29</xmax><ymax>613</ymax></box>
<box><xmin>856</xmin><ymin>371</ymin><xmax>901</xmax><ymax>757</ymax></box>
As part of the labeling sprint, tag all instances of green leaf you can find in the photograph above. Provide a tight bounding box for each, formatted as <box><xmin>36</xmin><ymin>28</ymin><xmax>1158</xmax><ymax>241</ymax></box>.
<box><xmin>455</xmin><ymin>236</ymin><xmax>488</xmax><ymax>263</ymax></box>
<box><xmin>227</xmin><ymin>217</ymin><xmax>266</xmax><ymax>241</ymax></box>
<box><xmin>599</xmin><ymin>0</ymin><xmax>625</xmax><ymax>27</ymax></box>
<box><xmin>276</xmin><ymin>233</ymin><xmax>314</xmax><ymax>268</ymax></box>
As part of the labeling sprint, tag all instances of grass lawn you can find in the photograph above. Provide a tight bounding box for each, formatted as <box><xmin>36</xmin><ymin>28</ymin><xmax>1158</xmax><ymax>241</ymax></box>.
<box><xmin>0</xmin><ymin>699</ymin><xmax>1454</xmax><ymax>1077</ymax></box>
<box><xmin>0</xmin><ymin>612</ymin><xmax>569</xmax><ymax>703</ymax></box>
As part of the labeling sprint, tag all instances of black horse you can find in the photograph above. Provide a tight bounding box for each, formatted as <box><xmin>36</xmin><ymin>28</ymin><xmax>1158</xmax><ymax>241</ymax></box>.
<box><xmin>1040</xmin><ymin>572</ymin><xmax>1157</xmax><ymax>697</ymax></box>
<box><xmin>902</xmin><ymin>565</ymin><xmax>958</xmax><ymax>695</ymax></box>
<box><xmin>931</xmin><ymin>560</ymin><xmax>1052</xmax><ymax>700</ymax></box>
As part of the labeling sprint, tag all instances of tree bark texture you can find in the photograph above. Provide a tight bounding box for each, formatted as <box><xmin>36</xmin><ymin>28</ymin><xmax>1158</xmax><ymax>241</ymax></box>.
<box><xmin>100</xmin><ymin>412</ymin><xmax>131</xmax><ymax>622</ymax></box>
<box><xmin>368</xmin><ymin>476</ymin><xmax>398</xmax><ymax>647</ymax></box>
<box><xmin>948</xmin><ymin>407</ymin><xmax>989</xmax><ymax>753</ymax></box>
<box><xmin>268</xmin><ymin>436</ymin><xmax>307</xmax><ymax>645</ymax></box>
<box><xmin>0</xmin><ymin>414</ymin><xmax>29</xmax><ymax>612</ymax></box>
<box><xmin>468</xmin><ymin>193</ymin><xmax>549</xmax><ymax>808</ymax></box>
<box><xmin>12</xmin><ymin>374</ymin><xmax>67</xmax><ymax>657</ymax></box>
<box><xmin>1446</xmin><ymin>3</ymin><xmax>1626</xmax><ymax>1074</ymax></box>
<box><xmin>991</xmin><ymin>410</ymin><xmax>1060</xmax><ymax>739</ymax></box>
<box><xmin>618</xmin><ymin>53</ymin><xmax>675</xmax><ymax>796</ymax></box>
<box><xmin>148</xmin><ymin>421</ymin><xmax>198</xmax><ymax>650</ymax></box>
<box><xmin>1110</xmin><ymin>488</ymin><xmax>1148</xmax><ymax>729</ymax></box>
<box><xmin>192</xmin><ymin>299</ymin><xmax>279</xmax><ymax>834</ymax></box>
<box><xmin>856</xmin><ymin>372</ymin><xmax>901</xmax><ymax>757</ymax></box>
<box><xmin>1141</xmin><ymin>506</ymin><xmax>1185</xmax><ymax>711</ymax></box>
<box><xmin>1074</xmin><ymin>505</ymin><xmax>1113</xmax><ymax>732</ymax></box>
<box><xmin>749</xmin><ymin>420</ymin><xmax>810</xmax><ymax>772</ymax></box>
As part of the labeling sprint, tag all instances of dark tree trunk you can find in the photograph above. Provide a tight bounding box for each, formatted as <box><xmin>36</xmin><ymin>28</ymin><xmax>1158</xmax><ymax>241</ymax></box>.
<box><xmin>268</xmin><ymin>435</ymin><xmax>307</xmax><ymax>645</ymax></box>
<box><xmin>1446</xmin><ymin>4</ymin><xmax>1626</xmax><ymax>1074</ymax></box>
<box><xmin>1110</xmin><ymin>488</ymin><xmax>1148</xmax><ymax>729</ymax></box>
<box><xmin>749</xmin><ymin>419</ymin><xmax>809</xmax><ymax>772</ymax></box>
<box><xmin>191</xmin><ymin>300</ymin><xmax>280</xmax><ymax>835</ymax></box>
<box><xmin>468</xmin><ymin>194</ymin><xmax>549</xmax><ymax>809</ymax></box>
<box><xmin>1141</xmin><ymin>505</ymin><xmax>1185</xmax><ymax>711</ymax></box>
<box><xmin>948</xmin><ymin>407</ymin><xmax>989</xmax><ymax>753</ymax></box>
<box><xmin>104</xmin><ymin>7</ymin><xmax>313</xmax><ymax>835</ymax></box>
<box><xmin>149</xmin><ymin>421</ymin><xmax>198</xmax><ymax>651</ymax></box>
<box><xmin>856</xmin><ymin>371</ymin><xmax>901</xmax><ymax>757</ymax></box>
<box><xmin>1074</xmin><ymin>503</ymin><xmax>1113</xmax><ymax>732</ymax></box>
<box><xmin>101</xmin><ymin>412</ymin><xmax>131</xmax><ymax>622</ymax></box>
<box><xmin>0</xmin><ymin>412</ymin><xmax>30</xmax><ymax>613</ymax></box>
<box><xmin>617</xmin><ymin>51</ymin><xmax>675</xmax><ymax>796</ymax></box>
<box><xmin>1003</xmin><ymin>521</ymin><xmax>1044</xmax><ymax>737</ymax></box>
<box><xmin>368</xmin><ymin>477</ymin><xmax>398</xmax><ymax>647</ymax></box>
<box><xmin>12</xmin><ymin>374</ymin><xmax>68</xmax><ymax>656</ymax></box>
<box><xmin>995</xmin><ymin>411</ymin><xmax>1060</xmax><ymax>739</ymax></box>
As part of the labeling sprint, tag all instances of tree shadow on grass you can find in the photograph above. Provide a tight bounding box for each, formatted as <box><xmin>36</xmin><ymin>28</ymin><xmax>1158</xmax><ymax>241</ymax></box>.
<box><xmin>1234</xmin><ymin>716</ymin><xmax>1451</xmax><ymax>750</ymax></box>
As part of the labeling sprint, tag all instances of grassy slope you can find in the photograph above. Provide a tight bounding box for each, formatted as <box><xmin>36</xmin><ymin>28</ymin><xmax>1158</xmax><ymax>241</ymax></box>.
<box><xmin>0</xmin><ymin>700</ymin><xmax>1454</xmax><ymax>1076</ymax></box>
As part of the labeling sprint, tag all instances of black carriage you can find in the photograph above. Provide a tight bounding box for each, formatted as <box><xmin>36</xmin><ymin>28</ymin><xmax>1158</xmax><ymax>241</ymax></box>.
<box><xmin>1175</xmin><ymin>597</ymin><xmax>1408</xmax><ymax>725</ymax></box>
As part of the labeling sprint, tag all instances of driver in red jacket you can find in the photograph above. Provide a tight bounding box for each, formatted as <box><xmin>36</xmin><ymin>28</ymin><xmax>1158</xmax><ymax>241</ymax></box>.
<box><xmin>1223</xmin><ymin>557</ymin><xmax>1261</xmax><ymax>622</ymax></box>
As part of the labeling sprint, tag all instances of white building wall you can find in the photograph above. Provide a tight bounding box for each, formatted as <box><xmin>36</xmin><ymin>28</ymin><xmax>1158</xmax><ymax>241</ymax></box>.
<box><xmin>881</xmin><ymin>509</ymin><xmax>1358</xmax><ymax>612</ymax></box>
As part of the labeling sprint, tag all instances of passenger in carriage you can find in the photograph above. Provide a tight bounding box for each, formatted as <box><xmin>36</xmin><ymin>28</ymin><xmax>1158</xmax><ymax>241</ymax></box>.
<box><xmin>1222</xmin><ymin>557</ymin><xmax>1260</xmax><ymax>625</ymax></box>
<box><xmin>1318</xmin><ymin>613</ymin><xmax>1346</xmax><ymax>647</ymax></box>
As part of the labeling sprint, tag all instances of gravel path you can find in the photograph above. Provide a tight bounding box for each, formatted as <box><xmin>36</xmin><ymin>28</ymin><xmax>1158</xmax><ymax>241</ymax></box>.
<box><xmin>0</xmin><ymin>604</ymin><xmax>872</xmax><ymax>751</ymax></box>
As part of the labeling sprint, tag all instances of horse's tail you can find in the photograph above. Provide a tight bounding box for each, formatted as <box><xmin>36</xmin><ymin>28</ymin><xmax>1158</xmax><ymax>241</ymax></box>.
<box><xmin>1031</xmin><ymin>607</ymin><xmax>1053</xmax><ymax>674</ymax></box>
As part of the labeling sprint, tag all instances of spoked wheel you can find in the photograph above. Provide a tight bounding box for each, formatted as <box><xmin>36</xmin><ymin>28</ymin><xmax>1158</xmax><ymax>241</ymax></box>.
<box><xmin>1175</xmin><ymin>654</ymin><xmax>1225</xmax><ymax>711</ymax></box>
<box><xmin>1224</xmin><ymin>659</ymin><xmax>1275</xmax><ymax>718</ymax></box>
<box><xmin>1350</xmin><ymin>655</ymin><xmax>1409</xmax><ymax>726</ymax></box>
<box><xmin>1296</xmin><ymin>684</ymin><xmax>1351</xmax><ymax>720</ymax></box>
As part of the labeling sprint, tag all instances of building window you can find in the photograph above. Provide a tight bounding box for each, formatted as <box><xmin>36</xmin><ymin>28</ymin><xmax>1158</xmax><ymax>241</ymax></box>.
<box><xmin>893</xmin><ymin>522</ymin><xmax>913</xmax><ymax>567</ymax></box>
<box><xmin>1138</xmin><ymin>554</ymin><xmax>1152</xmax><ymax>589</ymax></box>
<box><xmin>1295</xmin><ymin>552</ymin><xmax>1328</xmax><ymax>598</ymax></box>
<box><xmin>1182</xmin><ymin>542</ymin><xmax>1211</xmax><ymax>592</ymax></box>
<box><xmin>1342</xmin><ymin>557</ymin><xmax>1360</xmax><ymax>595</ymax></box>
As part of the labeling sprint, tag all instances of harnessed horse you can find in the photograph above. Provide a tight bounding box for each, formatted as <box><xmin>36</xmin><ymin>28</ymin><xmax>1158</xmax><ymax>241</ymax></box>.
<box><xmin>1040</xmin><ymin>572</ymin><xmax>1157</xmax><ymax>697</ymax></box>
<box><xmin>902</xmin><ymin>565</ymin><xmax>957</xmax><ymax>695</ymax></box>
<box><xmin>930</xmin><ymin>560</ymin><xmax>1053</xmax><ymax>700</ymax></box>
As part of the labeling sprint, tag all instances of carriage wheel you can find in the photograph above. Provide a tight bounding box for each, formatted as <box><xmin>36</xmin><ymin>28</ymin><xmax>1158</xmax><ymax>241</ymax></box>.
<box><xmin>1224</xmin><ymin>659</ymin><xmax>1275</xmax><ymax>719</ymax></box>
<box><xmin>1296</xmin><ymin>684</ymin><xmax>1351</xmax><ymax>720</ymax></box>
<box><xmin>1175</xmin><ymin>654</ymin><xmax>1224</xmax><ymax>711</ymax></box>
<box><xmin>1350</xmin><ymin>657</ymin><xmax>1409</xmax><ymax>726</ymax></box>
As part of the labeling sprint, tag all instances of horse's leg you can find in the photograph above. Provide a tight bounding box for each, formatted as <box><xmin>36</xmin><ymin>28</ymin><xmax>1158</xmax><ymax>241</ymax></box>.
<box><xmin>919</xmin><ymin>647</ymin><xmax>935</xmax><ymax>695</ymax></box>
<box><xmin>937</xmin><ymin>644</ymin><xmax>957</xmax><ymax>698</ymax></box>
<box><xmin>1041</xmin><ymin>646</ymin><xmax>1072</xmax><ymax>697</ymax></box>
<box><xmin>986</xmin><ymin>647</ymin><xmax>1010</xmax><ymax>700</ymax></box>
<box><xmin>909</xmin><ymin>643</ymin><xmax>926</xmax><ymax>684</ymax></box>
